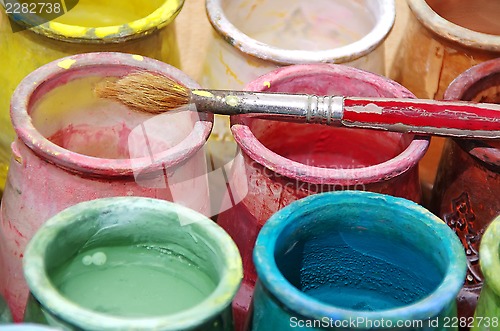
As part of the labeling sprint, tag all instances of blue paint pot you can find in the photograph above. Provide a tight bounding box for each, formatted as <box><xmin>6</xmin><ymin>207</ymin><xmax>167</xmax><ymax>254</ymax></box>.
<box><xmin>252</xmin><ymin>191</ymin><xmax>467</xmax><ymax>330</ymax></box>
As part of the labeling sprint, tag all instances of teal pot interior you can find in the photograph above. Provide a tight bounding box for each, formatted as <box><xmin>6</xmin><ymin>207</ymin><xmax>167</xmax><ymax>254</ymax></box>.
<box><xmin>23</xmin><ymin>197</ymin><xmax>242</xmax><ymax>331</ymax></box>
<box><xmin>253</xmin><ymin>191</ymin><xmax>467</xmax><ymax>329</ymax></box>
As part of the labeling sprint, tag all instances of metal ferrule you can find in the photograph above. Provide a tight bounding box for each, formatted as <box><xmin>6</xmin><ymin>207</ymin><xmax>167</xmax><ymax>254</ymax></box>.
<box><xmin>191</xmin><ymin>90</ymin><xmax>344</xmax><ymax>125</ymax></box>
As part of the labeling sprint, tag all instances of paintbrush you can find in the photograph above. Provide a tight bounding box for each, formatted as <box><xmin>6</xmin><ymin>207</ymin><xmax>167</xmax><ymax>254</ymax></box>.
<box><xmin>95</xmin><ymin>71</ymin><xmax>500</xmax><ymax>139</ymax></box>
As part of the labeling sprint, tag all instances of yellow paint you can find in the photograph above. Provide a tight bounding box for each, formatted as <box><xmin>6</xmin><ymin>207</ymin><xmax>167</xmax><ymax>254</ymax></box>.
<box><xmin>225</xmin><ymin>95</ymin><xmax>240</xmax><ymax>107</ymax></box>
<box><xmin>263</xmin><ymin>81</ymin><xmax>271</xmax><ymax>88</ymax></box>
<box><xmin>57</xmin><ymin>59</ymin><xmax>77</xmax><ymax>70</ymax></box>
<box><xmin>93</xmin><ymin>25</ymin><xmax>122</xmax><ymax>39</ymax></box>
<box><xmin>132</xmin><ymin>54</ymin><xmax>144</xmax><ymax>61</ymax></box>
<box><xmin>13</xmin><ymin>154</ymin><xmax>22</xmax><ymax>164</ymax></box>
<box><xmin>53</xmin><ymin>0</ymin><xmax>159</xmax><ymax>27</ymax></box>
<box><xmin>25</xmin><ymin>0</ymin><xmax>182</xmax><ymax>40</ymax></box>
<box><xmin>47</xmin><ymin>21</ymin><xmax>88</xmax><ymax>38</ymax></box>
<box><xmin>192</xmin><ymin>90</ymin><xmax>215</xmax><ymax>98</ymax></box>
<box><xmin>0</xmin><ymin>0</ymin><xmax>184</xmax><ymax>193</ymax></box>
<box><xmin>219</xmin><ymin>51</ymin><xmax>244</xmax><ymax>86</ymax></box>
<box><xmin>30</xmin><ymin>76</ymin><xmax>103</xmax><ymax>132</ymax></box>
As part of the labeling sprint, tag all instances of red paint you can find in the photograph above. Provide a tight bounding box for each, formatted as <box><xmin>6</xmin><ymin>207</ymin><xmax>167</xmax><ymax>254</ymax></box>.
<box><xmin>48</xmin><ymin>123</ymin><xmax>133</xmax><ymax>159</ymax></box>
<box><xmin>216</xmin><ymin>64</ymin><xmax>430</xmax><ymax>331</ymax></box>
<box><xmin>431</xmin><ymin>58</ymin><xmax>500</xmax><ymax>327</ymax></box>
<box><xmin>343</xmin><ymin>98</ymin><xmax>500</xmax><ymax>132</ymax></box>
<box><xmin>0</xmin><ymin>53</ymin><xmax>213</xmax><ymax>322</ymax></box>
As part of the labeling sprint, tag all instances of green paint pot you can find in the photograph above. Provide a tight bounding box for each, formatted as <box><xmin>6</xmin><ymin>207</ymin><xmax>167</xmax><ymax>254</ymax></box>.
<box><xmin>473</xmin><ymin>215</ymin><xmax>500</xmax><ymax>330</ymax></box>
<box><xmin>22</xmin><ymin>197</ymin><xmax>242</xmax><ymax>331</ymax></box>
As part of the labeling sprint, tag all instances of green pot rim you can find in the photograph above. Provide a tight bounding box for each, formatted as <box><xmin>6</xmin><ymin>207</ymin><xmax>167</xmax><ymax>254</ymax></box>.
<box><xmin>480</xmin><ymin>215</ymin><xmax>500</xmax><ymax>296</ymax></box>
<box><xmin>23</xmin><ymin>197</ymin><xmax>243</xmax><ymax>331</ymax></box>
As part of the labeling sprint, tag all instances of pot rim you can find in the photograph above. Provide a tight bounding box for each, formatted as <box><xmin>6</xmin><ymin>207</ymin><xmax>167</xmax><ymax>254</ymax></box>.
<box><xmin>444</xmin><ymin>58</ymin><xmax>500</xmax><ymax>167</ymax></box>
<box><xmin>2</xmin><ymin>0</ymin><xmax>184</xmax><ymax>43</ymax></box>
<box><xmin>205</xmin><ymin>0</ymin><xmax>395</xmax><ymax>65</ymax></box>
<box><xmin>231</xmin><ymin>64</ymin><xmax>430</xmax><ymax>185</ymax></box>
<box><xmin>10</xmin><ymin>52</ymin><xmax>213</xmax><ymax>178</ymax></box>
<box><xmin>407</xmin><ymin>0</ymin><xmax>500</xmax><ymax>52</ymax></box>
<box><xmin>254</xmin><ymin>191</ymin><xmax>467</xmax><ymax>323</ymax></box>
<box><xmin>480</xmin><ymin>215</ymin><xmax>500</xmax><ymax>297</ymax></box>
<box><xmin>23</xmin><ymin>197</ymin><xmax>243</xmax><ymax>331</ymax></box>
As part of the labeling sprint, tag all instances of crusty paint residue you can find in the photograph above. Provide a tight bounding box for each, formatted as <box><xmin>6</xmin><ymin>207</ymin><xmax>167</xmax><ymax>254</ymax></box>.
<box><xmin>225</xmin><ymin>95</ymin><xmax>240</xmax><ymax>107</ymax></box>
<box><xmin>57</xmin><ymin>59</ymin><xmax>77</xmax><ymax>70</ymax></box>
<box><xmin>192</xmin><ymin>90</ymin><xmax>215</xmax><ymax>98</ymax></box>
<box><xmin>350</xmin><ymin>103</ymin><xmax>383</xmax><ymax>114</ymax></box>
<box><xmin>132</xmin><ymin>55</ymin><xmax>144</xmax><ymax>61</ymax></box>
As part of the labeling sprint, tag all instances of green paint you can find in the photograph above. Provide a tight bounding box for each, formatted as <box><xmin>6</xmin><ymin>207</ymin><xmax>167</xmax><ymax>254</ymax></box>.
<box><xmin>50</xmin><ymin>244</ymin><xmax>216</xmax><ymax>318</ymax></box>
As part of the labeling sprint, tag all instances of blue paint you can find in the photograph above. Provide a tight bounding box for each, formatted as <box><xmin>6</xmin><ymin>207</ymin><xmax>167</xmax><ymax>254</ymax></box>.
<box><xmin>252</xmin><ymin>191</ymin><xmax>467</xmax><ymax>330</ymax></box>
<box><xmin>278</xmin><ymin>231</ymin><xmax>443</xmax><ymax>311</ymax></box>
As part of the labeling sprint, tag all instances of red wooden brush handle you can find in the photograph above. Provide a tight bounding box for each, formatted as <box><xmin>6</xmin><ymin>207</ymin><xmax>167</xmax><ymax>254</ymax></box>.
<box><xmin>342</xmin><ymin>97</ymin><xmax>500</xmax><ymax>138</ymax></box>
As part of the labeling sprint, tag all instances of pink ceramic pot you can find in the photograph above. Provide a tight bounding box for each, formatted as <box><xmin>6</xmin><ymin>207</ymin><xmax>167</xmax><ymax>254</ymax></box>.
<box><xmin>216</xmin><ymin>64</ymin><xmax>430</xmax><ymax>331</ymax></box>
<box><xmin>0</xmin><ymin>52</ymin><xmax>213</xmax><ymax>321</ymax></box>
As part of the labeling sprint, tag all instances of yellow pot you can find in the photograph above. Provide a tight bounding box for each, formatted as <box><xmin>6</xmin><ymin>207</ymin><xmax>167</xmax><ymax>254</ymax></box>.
<box><xmin>0</xmin><ymin>0</ymin><xmax>184</xmax><ymax>193</ymax></box>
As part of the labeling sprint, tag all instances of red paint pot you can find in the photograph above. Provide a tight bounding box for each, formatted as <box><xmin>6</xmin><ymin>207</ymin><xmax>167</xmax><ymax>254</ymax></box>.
<box><xmin>216</xmin><ymin>64</ymin><xmax>430</xmax><ymax>331</ymax></box>
<box><xmin>431</xmin><ymin>58</ymin><xmax>500</xmax><ymax>325</ymax></box>
<box><xmin>0</xmin><ymin>52</ymin><xmax>213</xmax><ymax>321</ymax></box>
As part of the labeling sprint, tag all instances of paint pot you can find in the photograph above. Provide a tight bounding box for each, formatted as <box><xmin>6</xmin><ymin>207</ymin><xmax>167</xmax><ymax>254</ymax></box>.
<box><xmin>201</xmin><ymin>0</ymin><xmax>395</xmax><ymax>168</ymax></box>
<box><xmin>0</xmin><ymin>0</ymin><xmax>185</xmax><ymax>194</ymax></box>
<box><xmin>22</xmin><ymin>197</ymin><xmax>242</xmax><ymax>330</ymax></box>
<box><xmin>473</xmin><ymin>215</ymin><xmax>500</xmax><ymax>330</ymax></box>
<box><xmin>390</xmin><ymin>0</ymin><xmax>500</xmax><ymax>201</ymax></box>
<box><xmin>0</xmin><ymin>52</ymin><xmax>213</xmax><ymax>321</ymax></box>
<box><xmin>203</xmin><ymin>0</ymin><xmax>394</xmax><ymax>88</ymax></box>
<box><xmin>252</xmin><ymin>191</ymin><xmax>467</xmax><ymax>330</ymax></box>
<box><xmin>216</xmin><ymin>63</ymin><xmax>429</xmax><ymax>331</ymax></box>
<box><xmin>430</xmin><ymin>58</ymin><xmax>500</xmax><ymax>322</ymax></box>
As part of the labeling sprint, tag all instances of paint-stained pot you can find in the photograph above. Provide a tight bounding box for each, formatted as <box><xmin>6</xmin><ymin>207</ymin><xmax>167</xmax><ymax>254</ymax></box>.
<box><xmin>431</xmin><ymin>58</ymin><xmax>500</xmax><ymax>322</ymax></box>
<box><xmin>22</xmin><ymin>197</ymin><xmax>242</xmax><ymax>331</ymax></box>
<box><xmin>0</xmin><ymin>52</ymin><xmax>213</xmax><ymax>322</ymax></box>
<box><xmin>216</xmin><ymin>63</ymin><xmax>429</xmax><ymax>331</ymax></box>
<box><xmin>472</xmin><ymin>215</ymin><xmax>500</xmax><ymax>329</ymax></box>
<box><xmin>252</xmin><ymin>191</ymin><xmax>467</xmax><ymax>331</ymax></box>
<box><xmin>199</xmin><ymin>0</ymin><xmax>395</xmax><ymax>171</ymax></box>
<box><xmin>390</xmin><ymin>0</ymin><xmax>500</xmax><ymax>199</ymax></box>
<box><xmin>0</xmin><ymin>0</ymin><xmax>185</xmax><ymax>195</ymax></box>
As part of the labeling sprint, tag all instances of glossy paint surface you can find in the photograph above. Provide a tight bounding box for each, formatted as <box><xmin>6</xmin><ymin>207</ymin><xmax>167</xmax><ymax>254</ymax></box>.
<box><xmin>23</xmin><ymin>197</ymin><xmax>242</xmax><ymax>330</ymax></box>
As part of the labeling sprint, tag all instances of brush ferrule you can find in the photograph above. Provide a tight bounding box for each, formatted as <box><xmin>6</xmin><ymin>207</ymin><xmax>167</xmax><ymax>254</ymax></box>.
<box><xmin>191</xmin><ymin>90</ymin><xmax>345</xmax><ymax>124</ymax></box>
<box><xmin>306</xmin><ymin>95</ymin><xmax>344</xmax><ymax>125</ymax></box>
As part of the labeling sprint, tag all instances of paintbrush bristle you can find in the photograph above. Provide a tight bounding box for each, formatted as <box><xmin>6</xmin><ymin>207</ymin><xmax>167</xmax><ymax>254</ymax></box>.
<box><xmin>94</xmin><ymin>71</ymin><xmax>191</xmax><ymax>114</ymax></box>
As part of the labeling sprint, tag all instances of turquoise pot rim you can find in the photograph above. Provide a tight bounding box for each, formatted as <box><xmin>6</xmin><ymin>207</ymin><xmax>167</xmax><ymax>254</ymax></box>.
<box><xmin>479</xmin><ymin>215</ymin><xmax>500</xmax><ymax>296</ymax></box>
<box><xmin>254</xmin><ymin>191</ymin><xmax>467</xmax><ymax>323</ymax></box>
<box><xmin>23</xmin><ymin>197</ymin><xmax>243</xmax><ymax>331</ymax></box>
